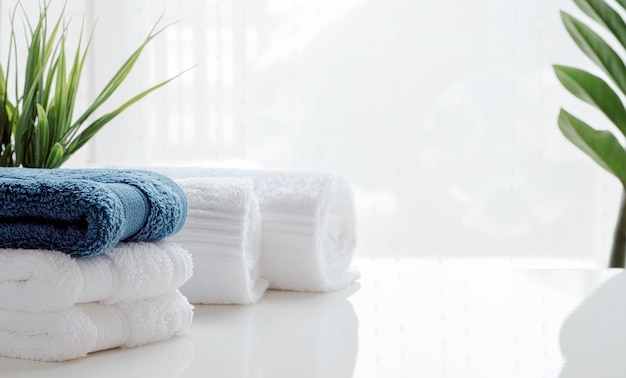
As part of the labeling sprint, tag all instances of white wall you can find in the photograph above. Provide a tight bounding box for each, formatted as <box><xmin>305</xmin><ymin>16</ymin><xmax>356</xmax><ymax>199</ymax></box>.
<box><xmin>0</xmin><ymin>0</ymin><xmax>620</xmax><ymax>265</ymax></box>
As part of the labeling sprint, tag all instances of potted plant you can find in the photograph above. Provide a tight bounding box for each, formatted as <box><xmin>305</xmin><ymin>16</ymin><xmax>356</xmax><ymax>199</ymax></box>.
<box><xmin>0</xmin><ymin>1</ymin><xmax>184</xmax><ymax>168</ymax></box>
<box><xmin>554</xmin><ymin>0</ymin><xmax>626</xmax><ymax>268</ymax></box>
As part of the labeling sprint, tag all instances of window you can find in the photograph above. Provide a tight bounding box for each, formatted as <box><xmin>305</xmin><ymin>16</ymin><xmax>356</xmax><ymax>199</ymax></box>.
<box><xmin>0</xmin><ymin>0</ymin><xmax>615</xmax><ymax>265</ymax></box>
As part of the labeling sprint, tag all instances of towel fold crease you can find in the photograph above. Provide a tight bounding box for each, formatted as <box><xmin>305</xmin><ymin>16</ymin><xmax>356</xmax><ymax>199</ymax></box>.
<box><xmin>153</xmin><ymin>167</ymin><xmax>359</xmax><ymax>292</ymax></box>
<box><xmin>0</xmin><ymin>241</ymin><xmax>193</xmax><ymax>313</ymax></box>
<box><xmin>0</xmin><ymin>168</ymin><xmax>188</xmax><ymax>258</ymax></box>
<box><xmin>170</xmin><ymin>177</ymin><xmax>269</xmax><ymax>304</ymax></box>
<box><xmin>0</xmin><ymin>291</ymin><xmax>193</xmax><ymax>362</ymax></box>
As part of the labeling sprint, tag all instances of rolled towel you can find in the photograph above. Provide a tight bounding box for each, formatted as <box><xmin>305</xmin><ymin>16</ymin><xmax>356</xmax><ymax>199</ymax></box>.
<box><xmin>171</xmin><ymin>177</ymin><xmax>269</xmax><ymax>304</ymax></box>
<box><xmin>153</xmin><ymin>167</ymin><xmax>359</xmax><ymax>292</ymax></box>
<box><xmin>0</xmin><ymin>291</ymin><xmax>193</xmax><ymax>362</ymax></box>
<box><xmin>0</xmin><ymin>241</ymin><xmax>193</xmax><ymax>313</ymax></box>
<box><xmin>0</xmin><ymin>168</ymin><xmax>187</xmax><ymax>258</ymax></box>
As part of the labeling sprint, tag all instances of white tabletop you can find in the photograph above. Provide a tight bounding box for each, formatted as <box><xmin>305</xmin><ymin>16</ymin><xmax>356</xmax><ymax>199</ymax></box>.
<box><xmin>0</xmin><ymin>259</ymin><xmax>622</xmax><ymax>377</ymax></box>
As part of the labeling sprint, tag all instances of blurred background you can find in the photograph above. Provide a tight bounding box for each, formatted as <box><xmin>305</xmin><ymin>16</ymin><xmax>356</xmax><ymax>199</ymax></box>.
<box><xmin>0</xmin><ymin>0</ymin><xmax>619</xmax><ymax>266</ymax></box>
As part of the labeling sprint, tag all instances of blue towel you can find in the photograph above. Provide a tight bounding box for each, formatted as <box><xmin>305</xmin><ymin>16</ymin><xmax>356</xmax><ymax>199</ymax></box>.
<box><xmin>0</xmin><ymin>168</ymin><xmax>188</xmax><ymax>258</ymax></box>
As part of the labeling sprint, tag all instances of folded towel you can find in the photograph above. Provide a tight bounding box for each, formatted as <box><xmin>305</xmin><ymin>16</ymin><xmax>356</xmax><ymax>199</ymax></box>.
<box><xmin>0</xmin><ymin>291</ymin><xmax>193</xmax><ymax>362</ymax></box>
<box><xmin>0</xmin><ymin>241</ymin><xmax>193</xmax><ymax>313</ymax></box>
<box><xmin>153</xmin><ymin>167</ymin><xmax>359</xmax><ymax>292</ymax></box>
<box><xmin>0</xmin><ymin>168</ymin><xmax>188</xmax><ymax>258</ymax></box>
<box><xmin>171</xmin><ymin>177</ymin><xmax>268</xmax><ymax>304</ymax></box>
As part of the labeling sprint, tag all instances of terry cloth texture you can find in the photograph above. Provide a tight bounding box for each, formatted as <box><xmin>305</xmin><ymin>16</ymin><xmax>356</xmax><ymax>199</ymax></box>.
<box><xmin>170</xmin><ymin>177</ymin><xmax>269</xmax><ymax>304</ymax></box>
<box><xmin>0</xmin><ymin>241</ymin><xmax>193</xmax><ymax>313</ymax></box>
<box><xmin>0</xmin><ymin>168</ymin><xmax>188</xmax><ymax>258</ymax></box>
<box><xmin>153</xmin><ymin>167</ymin><xmax>359</xmax><ymax>292</ymax></box>
<box><xmin>0</xmin><ymin>291</ymin><xmax>193</xmax><ymax>362</ymax></box>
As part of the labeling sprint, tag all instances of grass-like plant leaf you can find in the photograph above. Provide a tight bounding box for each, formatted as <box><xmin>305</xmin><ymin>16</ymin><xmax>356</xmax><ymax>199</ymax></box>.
<box><xmin>0</xmin><ymin>66</ymin><xmax>9</xmax><ymax>147</ymax></box>
<box><xmin>554</xmin><ymin>65</ymin><xmax>626</xmax><ymax>137</ymax></box>
<box><xmin>0</xmin><ymin>1</ymin><xmax>185</xmax><ymax>168</ymax></box>
<box><xmin>64</xmin><ymin>66</ymin><xmax>190</xmax><ymax>160</ymax></box>
<box><xmin>34</xmin><ymin>103</ymin><xmax>49</xmax><ymax>163</ymax></box>
<box><xmin>70</xmin><ymin>21</ymin><xmax>164</xmax><ymax>130</ymax></box>
<box><xmin>558</xmin><ymin>109</ymin><xmax>626</xmax><ymax>183</ymax></box>
<box><xmin>45</xmin><ymin>141</ymin><xmax>63</xmax><ymax>168</ymax></box>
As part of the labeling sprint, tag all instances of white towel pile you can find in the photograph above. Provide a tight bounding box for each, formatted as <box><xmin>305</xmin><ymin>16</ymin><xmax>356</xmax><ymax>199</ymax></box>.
<box><xmin>153</xmin><ymin>167</ymin><xmax>360</xmax><ymax>304</ymax></box>
<box><xmin>0</xmin><ymin>166</ymin><xmax>360</xmax><ymax>361</ymax></box>
<box><xmin>0</xmin><ymin>241</ymin><xmax>194</xmax><ymax>361</ymax></box>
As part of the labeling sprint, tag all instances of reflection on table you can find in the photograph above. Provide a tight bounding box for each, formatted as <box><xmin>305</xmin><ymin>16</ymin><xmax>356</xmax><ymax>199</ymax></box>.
<box><xmin>0</xmin><ymin>259</ymin><xmax>623</xmax><ymax>378</ymax></box>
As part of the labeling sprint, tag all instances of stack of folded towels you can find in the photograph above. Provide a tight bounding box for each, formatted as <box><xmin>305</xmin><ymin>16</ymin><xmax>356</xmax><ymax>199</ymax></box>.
<box><xmin>0</xmin><ymin>165</ymin><xmax>360</xmax><ymax>361</ymax></box>
<box><xmin>151</xmin><ymin>167</ymin><xmax>360</xmax><ymax>305</ymax></box>
<box><xmin>0</xmin><ymin>168</ymin><xmax>193</xmax><ymax>361</ymax></box>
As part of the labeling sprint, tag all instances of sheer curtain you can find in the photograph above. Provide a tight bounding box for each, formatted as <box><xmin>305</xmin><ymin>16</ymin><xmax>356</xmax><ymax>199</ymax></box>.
<box><xmin>0</xmin><ymin>0</ymin><xmax>618</xmax><ymax>265</ymax></box>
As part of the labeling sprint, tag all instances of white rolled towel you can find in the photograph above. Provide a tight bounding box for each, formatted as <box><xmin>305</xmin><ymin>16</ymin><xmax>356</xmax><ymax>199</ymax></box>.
<box><xmin>0</xmin><ymin>291</ymin><xmax>193</xmax><ymax>362</ymax></box>
<box><xmin>0</xmin><ymin>241</ymin><xmax>193</xmax><ymax>313</ymax></box>
<box><xmin>154</xmin><ymin>167</ymin><xmax>359</xmax><ymax>292</ymax></box>
<box><xmin>171</xmin><ymin>177</ymin><xmax>269</xmax><ymax>304</ymax></box>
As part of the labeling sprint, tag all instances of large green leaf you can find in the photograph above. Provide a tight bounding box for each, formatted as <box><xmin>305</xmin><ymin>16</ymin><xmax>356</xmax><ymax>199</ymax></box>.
<box><xmin>561</xmin><ymin>11</ymin><xmax>626</xmax><ymax>95</ymax></box>
<box><xmin>573</xmin><ymin>0</ymin><xmax>626</xmax><ymax>51</ymax></box>
<box><xmin>558</xmin><ymin>109</ymin><xmax>626</xmax><ymax>183</ymax></box>
<box><xmin>554</xmin><ymin>65</ymin><xmax>626</xmax><ymax>138</ymax></box>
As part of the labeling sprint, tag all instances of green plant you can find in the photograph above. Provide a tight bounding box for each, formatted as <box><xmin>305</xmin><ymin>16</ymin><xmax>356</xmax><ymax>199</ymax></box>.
<box><xmin>0</xmin><ymin>1</ymin><xmax>184</xmax><ymax>168</ymax></box>
<box><xmin>554</xmin><ymin>0</ymin><xmax>626</xmax><ymax>268</ymax></box>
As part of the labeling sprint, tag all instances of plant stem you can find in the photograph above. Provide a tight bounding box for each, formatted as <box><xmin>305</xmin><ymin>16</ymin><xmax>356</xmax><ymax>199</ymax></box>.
<box><xmin>610</xmin><ymin>188</ymin><xmax>626</xmax><ymax>268</ymax></box>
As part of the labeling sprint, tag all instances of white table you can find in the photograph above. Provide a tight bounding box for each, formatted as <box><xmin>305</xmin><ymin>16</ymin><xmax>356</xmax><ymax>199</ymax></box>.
<box><xmin>0</xmin><ymin>259</ymin><xmax>622</xmax><ymax>377</ymax></box>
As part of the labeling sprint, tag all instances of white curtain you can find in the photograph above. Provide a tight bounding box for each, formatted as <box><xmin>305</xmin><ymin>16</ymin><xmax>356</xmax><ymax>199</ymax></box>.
<box><xmin>0</xmin><ymin>0</ymin><xmax>619</xmax><ymax>265</ymax></box>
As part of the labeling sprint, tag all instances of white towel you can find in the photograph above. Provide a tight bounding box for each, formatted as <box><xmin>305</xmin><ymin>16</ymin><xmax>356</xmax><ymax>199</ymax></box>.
<box><xmin>0</xmin><ymin>291</ymin><xmax>193</xmax><ymax>362</ymax></box>
<box><xmin>153</xmin><ymin>167</ymin><xmax>359</xmax><ymax>292</ymax></box>
<box><xmin>0</xmin><ymin>241</ymin><xmax>193</xmax><ymax>313</ymax></box>
<box><xmin>171</xmin><ymin>177</ymin><xmax>269</xmax><ymax>304</ymax></box>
